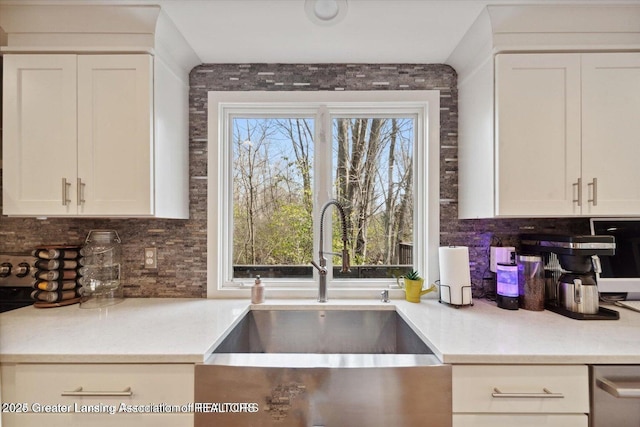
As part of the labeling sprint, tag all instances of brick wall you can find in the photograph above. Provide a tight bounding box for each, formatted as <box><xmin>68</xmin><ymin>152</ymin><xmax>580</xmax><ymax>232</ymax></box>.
<box><xmin>0</xmin><ymin>63</ymin><xmax>589</xmax><ymax>297</ymax></box>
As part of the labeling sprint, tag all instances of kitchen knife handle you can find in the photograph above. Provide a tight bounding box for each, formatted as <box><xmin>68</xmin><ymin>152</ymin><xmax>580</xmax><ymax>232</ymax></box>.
<box><xmin>61</xmin><ymin>178</ymin><xmax>71</xmax><ymax>206</ymax></box>
<box><xmin>61</xmin><ymin>386</ymin><xmax>132</xmax><ymax>397</ymax></box>
<box><xmin>572</xmin><ymin>178</ymin><xmax>582</xmax><ymax>206</ymax></box>
<box><xmin>588</xmin><ymin>178</ymin><xmax>598</xmax><ymax>206</ymax></box>
<box><xmin>492</xmin><ymin>387</ymin><xmax>564</xmax><ymax>399</ymax></box>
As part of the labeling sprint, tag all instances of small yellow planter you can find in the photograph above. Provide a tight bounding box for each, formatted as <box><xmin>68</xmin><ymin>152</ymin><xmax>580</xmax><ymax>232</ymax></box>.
<box><xmin>397</xmin><ymin>277</ymin><xmax>437</xmax><ymax>303</ymax></box>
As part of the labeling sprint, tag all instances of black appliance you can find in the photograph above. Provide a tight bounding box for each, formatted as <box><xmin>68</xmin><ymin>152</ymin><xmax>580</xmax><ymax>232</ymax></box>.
<box><xmin>520</xmin><ymin>234</ymin><xmax>618</xmax><ymax>320</ymax></box>
<box><xmin>590</xmin><ymin>218</ymin><xmax>640</xmax><ymax>298</ymax></box>
<box><xmin>0</xmin><ymin>253</ymin><xmax>36</xmax><ymax>313</ymax></box>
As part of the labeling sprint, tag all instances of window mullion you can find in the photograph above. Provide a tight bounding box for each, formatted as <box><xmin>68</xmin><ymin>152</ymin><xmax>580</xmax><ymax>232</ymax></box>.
<box><xmin>223</xmin><ymin>109</ymin><xmax>234</xmax><ymax>285</ymax></box>
<box><xmin>313</xmin><ymin>105</ymin><xmax>334</xmax><ymax>283</ymax></box>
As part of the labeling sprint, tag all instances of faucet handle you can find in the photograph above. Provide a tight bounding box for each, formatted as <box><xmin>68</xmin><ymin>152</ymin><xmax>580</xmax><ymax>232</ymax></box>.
<box><xmin>310</xmin><ymin>260</ymin><xmax>327</xmax><ymax>275</ymax></box>
<box><xmin>319</xmin><ymin>252</ymin><xmax>351</xmax><ymax>273</ymax></box>
<box><xmin>323</xmin><ymin>252</ymin><xmax>343</xmax><ymax>257</ymax></box>
<box><xmin>341</xmin><ymin>249</ymin><xmax>351</xmax><ymax>273</ymax></box>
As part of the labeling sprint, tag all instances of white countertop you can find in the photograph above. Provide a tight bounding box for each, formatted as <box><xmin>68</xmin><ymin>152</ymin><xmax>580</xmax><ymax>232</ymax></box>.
<box><xmin>399</xmin><ymin>298</ymin><xmax>640</xmax><ymax>364</ymax></box>
<box><xmin>0</xmin><ymin>298</ymin><xmax>250</xmax><ymax>363</ymax></box>
<box><xmin>1</xmin><ymin>297</ymin><xmax>639</xmax><ymax>364</ymax></box>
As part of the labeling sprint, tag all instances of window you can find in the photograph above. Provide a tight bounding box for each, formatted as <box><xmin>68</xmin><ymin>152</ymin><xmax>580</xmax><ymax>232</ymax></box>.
<box><xmin>208</xmin><ymin>91</ymin><xmax>440</xmax><ymax>298</ymax></box>
<box><xmin>332</xmin><ymin>116</ymin><xmax>416</xmax><ymax>273</ymax></box>
<box><xmin>232</xmin><ymin>116</ymin><xmax>315</xmax><ymax>279</ymax></box>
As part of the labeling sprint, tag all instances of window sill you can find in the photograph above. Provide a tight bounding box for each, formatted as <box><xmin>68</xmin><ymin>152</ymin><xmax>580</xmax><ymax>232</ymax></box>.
<box><xmin>207</xmin><ymin>286</ymin><xmax>414</xmax><ymax>300</ymax></box>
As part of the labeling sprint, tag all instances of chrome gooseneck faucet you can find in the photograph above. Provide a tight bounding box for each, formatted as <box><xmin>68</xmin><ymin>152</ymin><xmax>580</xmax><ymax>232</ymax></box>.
<box><xmin>310</xmin><ymin>200</ymin><xmax>351</xmax><ymax>303</ymax></box>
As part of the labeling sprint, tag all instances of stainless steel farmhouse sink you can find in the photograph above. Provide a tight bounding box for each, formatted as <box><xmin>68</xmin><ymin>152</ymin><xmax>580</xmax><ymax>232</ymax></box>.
<box><xmin>195</xmin><ymin>309</ymin><xmax>452</xmax><ymax>427</ymax></box>
<box><xmin>214</xmin><ymin>308</ymin><xmax>436</xmax><ymax>355</ymax></box>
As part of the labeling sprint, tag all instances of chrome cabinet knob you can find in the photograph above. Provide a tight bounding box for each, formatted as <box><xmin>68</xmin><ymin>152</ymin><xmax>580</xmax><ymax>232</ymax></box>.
<box><xmin>15</xmin><ymin>262</ymin><xmax>31</xmax><ymax>278</ymax></box>
<box><xmin>0</xmin><ymin>263</ymin><xmax>12</xmax><ymax>277</ymax></box>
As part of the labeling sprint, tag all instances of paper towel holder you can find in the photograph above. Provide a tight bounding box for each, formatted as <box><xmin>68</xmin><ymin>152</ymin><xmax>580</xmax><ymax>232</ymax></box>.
<box><xmin>437</xmin><ymin>245</ymin><xmax>473</xmax><ymax>308</ymax></box>
<box><xmin>437</xmin><ymin>280</ymin><xmax>474</xmax><ymax>308</ymax></box>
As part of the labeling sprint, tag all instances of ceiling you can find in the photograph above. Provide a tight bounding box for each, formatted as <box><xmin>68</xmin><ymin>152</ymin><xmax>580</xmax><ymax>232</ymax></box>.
<box><xmin>161</xmin><ymin>0</ymin><xmax>493</xmax><ymax>63</ymax></box>
<box><xmin>2</xmin><ymin>0</ymin><xmax>640</xmax><ymax>64</ymax></box>
<box><xmin>154</xmin><ymin>0</ymin><xmax>640</xmax><ymax>64</ymax></box>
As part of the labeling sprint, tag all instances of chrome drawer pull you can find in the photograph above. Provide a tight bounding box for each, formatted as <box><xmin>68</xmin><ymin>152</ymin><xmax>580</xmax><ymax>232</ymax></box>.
<box><xmin>77</xmin><ymin>178</ymin><xmax>86</xmax><ymax>206</ymax></box>
<box><xmin>588</xmin><ymin>177</ymin><xmax>598</xmax><ymax>206</ymax></box>
<box><xmin>61</xmin><ymin>386</ymin><xmax>132</xmax><ymax>397</ymax></box>
<box><xmin>61</xmin><ymin>178</ymin><xmax>71</xmax><ymax>206</ymax></box>
<box><xmin>572</xmin><ymin>178</ymin><xmax>582</xmax><ymax>206</ymax></box>
<box><xmin>492</xmin><ymin>387</ymin><xmax>564</xmax><ymax>399</ymax></box>
<box><xmin>597</xmin><ymin>377</ymin><xmax>640</xmax><ymax>398</ymax></box>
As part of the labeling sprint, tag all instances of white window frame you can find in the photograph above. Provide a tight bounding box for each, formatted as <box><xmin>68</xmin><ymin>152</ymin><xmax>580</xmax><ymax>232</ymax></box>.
<box><xmin>207</xmin><ymin>91</ymin><xmax>440</xmax><ymax>299</ymax></box>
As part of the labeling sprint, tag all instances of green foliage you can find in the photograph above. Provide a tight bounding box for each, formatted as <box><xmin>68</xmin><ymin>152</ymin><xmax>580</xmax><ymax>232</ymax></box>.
<box><xmin>263</xmin><ymin>203</ymin><xmax>313</xmax><ymax>264</ymax></box>
<box><xmin>233</xmin><ymin>201</ymin><xmax>313</xmax><ymax>265</ymax></box>
<box><xmin>404</xmin><ymin>269</ymin><xmax>422</xmax><ymax>281</ymax></box>
<box><xmin>232</xmin><ymin>115</ymin><xmax>415</xmax><ymax>272</ymax></box>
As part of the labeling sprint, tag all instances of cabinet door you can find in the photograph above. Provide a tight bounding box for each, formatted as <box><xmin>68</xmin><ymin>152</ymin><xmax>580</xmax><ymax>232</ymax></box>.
<box><xmin>495</xmin><ymin>54</ymin><xmax>582</xmax><ymax>216</ymax></box>
<box><xmin>452</xmin><ymin>365</ymin><xmax>589</xmax><ymax>414</ymax></box>
<box><xmin>453</xmin><ymin>414</ymin><xmax>588</xmax><ymax>427</ymax></box>
<box><xmin>2</xmin><ymin>55</ymin><xmax>78</xmax><ymax>215</ymax></box>
<box><xmin>581</xmin><ymin>53</ymin><xmax>640</xmax><ymax>215</ymax></box>
<box><xmin>77</xmin><ymin>55</ymin><xmax>153</xmax><ymax>216</ymax></box>
<box><xmin>1</xmin><ymin>363</ymin><xmax>194</xmax><ymax>427</ymax></box>
<box><xmin>1</xmin><ymin>414</ymin><xmax>194</xmax><ymax>427</ymax></box>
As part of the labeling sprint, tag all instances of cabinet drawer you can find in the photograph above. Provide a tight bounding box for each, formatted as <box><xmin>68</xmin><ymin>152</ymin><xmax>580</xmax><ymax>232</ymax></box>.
<box><xmin>1</xmin><ymin>363</ymin><xmax>193</xmax><ymax>406</ymax></box>
<box><xmin>453</xmin><ymin>414</ymin><xmax>588</xmax><ymax>427</ymax></box>
<box><xmin>452</xmin><ymin>365</ymin><xmax>588</xmax><ymax>413</ymax></box>
<box><xmin>1</xmin><ymin>413</ymin><xmax>193</xmax><ymax>427</ymax></box>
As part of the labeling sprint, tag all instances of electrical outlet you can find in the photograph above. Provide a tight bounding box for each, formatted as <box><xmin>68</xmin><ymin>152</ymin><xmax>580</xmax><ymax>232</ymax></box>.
<box><xmin>144</xmin><ymin>247</ymin><xmax>157</xmax><ymax>269</ymax></box>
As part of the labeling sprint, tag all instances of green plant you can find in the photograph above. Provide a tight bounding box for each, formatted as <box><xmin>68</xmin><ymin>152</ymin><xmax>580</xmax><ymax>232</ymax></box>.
<box><xmin>404</xmin><ymin>270</ymin><xmax>422</xmax><ymax>281</ymax></box>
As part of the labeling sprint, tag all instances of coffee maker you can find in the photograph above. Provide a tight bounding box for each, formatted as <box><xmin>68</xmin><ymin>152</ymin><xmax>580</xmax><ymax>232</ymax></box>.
<box><xmin>520</xmin><ymin>234</ymin><xmax>618</xmax><ymax>320</ymax></box>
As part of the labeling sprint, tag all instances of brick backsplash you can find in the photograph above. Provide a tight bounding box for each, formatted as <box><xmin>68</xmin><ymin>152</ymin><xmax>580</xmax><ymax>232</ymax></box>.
<box><xmin>0</xmin><ymin>63</ymin><xmax>589</xmax><ymax>298</ymax></box>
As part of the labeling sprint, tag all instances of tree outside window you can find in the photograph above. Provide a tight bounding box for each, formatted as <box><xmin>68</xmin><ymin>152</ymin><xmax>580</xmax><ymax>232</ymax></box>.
<box><xmin>232</xmin><ymin>115</ymin><xmax>415</xmax><ymax>280</ymax></box>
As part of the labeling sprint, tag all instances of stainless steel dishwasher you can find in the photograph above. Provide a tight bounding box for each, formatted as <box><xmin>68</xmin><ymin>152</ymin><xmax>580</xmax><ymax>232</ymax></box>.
<box><xmin>591</xmin><ymin>365</ymin><xmax>640</xmax><ymax>427</ymax></box>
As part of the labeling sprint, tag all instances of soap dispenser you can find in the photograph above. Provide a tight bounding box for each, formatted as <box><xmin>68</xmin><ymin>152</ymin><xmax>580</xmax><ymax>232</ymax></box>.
<box><xmin>251</xmin><ymin>275</ymin><xmax>265</xmax><ymax>304</ymax></box>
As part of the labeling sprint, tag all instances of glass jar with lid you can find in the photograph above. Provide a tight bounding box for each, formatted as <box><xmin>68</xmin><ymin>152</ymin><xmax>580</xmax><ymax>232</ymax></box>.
<box><xmin>79</xmin><ymin>230</ymin><xmax>124</xmax><ymax>308</ymax></box>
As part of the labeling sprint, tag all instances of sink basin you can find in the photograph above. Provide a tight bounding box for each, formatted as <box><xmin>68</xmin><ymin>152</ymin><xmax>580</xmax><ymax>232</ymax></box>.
<box><xmin>196</xmin><ymin>308</ymin><xmax>451</xmax><ymax>427</ymax></box>
<box><xmin>213</xmin><ymin>308</ymin><xmax>433</xmax><ymax>355</ymax></box>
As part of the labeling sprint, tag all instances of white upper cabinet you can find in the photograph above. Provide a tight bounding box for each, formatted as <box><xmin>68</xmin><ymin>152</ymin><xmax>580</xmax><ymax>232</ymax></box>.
<box><xmin>2</xmin><ymin>55</ymin><xmax>78</xmax><ymax>216</ymax></box>
<box><xmin>581</xmin><ymin>53</ymin><xmax>640</xmax><ymax>215</ymax></box>
<box><xmin>450</xmin><ymin>5</ymin><xmax>640</xmax><ymax>218</ymax></box>
<box><xmin>77</xmin><ymin>55</ymin><xmax>153</xmax><ymax>216</ymax></box>
<box><xmin>495</xmin><ymin>54</ymin><xmax>582</xmax><ymax>216</ymax></box>
<box><xmin>0</xmin><ymin>4</ymin><xmax>199</xmax><ymax>218</ymax></box>
<box><xmin>495</xmin><ymin>52</ymin><xmax>640</xmax><ymax>217</ymax></box>
<box><xmin>3</xmin><ymin>54</ymin><xmax>156</xmax><ymax>217</ymax></box>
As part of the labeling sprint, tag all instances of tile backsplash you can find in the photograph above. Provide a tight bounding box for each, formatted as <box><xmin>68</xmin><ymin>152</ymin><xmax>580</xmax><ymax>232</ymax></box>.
<box><xmin>0</xmin><ymin>63</ymin><xmax>589</xmax><ymax>297</ymax></box>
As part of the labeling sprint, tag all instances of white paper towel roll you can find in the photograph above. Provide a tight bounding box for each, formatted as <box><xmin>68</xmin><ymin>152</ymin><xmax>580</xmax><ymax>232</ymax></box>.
<box><xmin>438</xmin><ymin>246</ymin><xmax>472</xmax><ymax>305</ymax></box>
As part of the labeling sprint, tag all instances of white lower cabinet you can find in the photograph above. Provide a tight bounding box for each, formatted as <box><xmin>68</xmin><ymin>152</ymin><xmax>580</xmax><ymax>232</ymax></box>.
<box><xmin>0</xmin><ymin>363</ymin><xmax>194</xmax><ymax>427</ymax></box>
<box><xmin>453</xmin><ymin>414</ymin><xmax>587</xmax><ymax>427</ymax></box>
<box><xmin>452</xmin><ymin>365</ymin><xmax>589</xmax><ymax>427</ymax></box>
<box><xmin>2</xmin><ymin>413</ymin><xmax>193</xmax><ymax>427</ymax></box>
